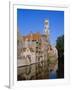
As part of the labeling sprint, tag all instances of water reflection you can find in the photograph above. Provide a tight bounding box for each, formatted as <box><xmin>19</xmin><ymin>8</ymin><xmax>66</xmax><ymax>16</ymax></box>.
<box><xmin>49</xmin><ymin>70</ymin><xmax>57</xmax><ymax>79</ymax></box>
<box><xmin>17</xmin><ymin>61</ymin><xmax>58</xmax><ymax>80</ymax></box>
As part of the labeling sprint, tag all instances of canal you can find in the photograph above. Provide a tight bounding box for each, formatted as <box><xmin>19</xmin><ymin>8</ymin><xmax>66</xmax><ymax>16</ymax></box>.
<box><xmin>17</xmin><ymin>60</ymin><xmax>57</xmax><ymax>80</ymax></box>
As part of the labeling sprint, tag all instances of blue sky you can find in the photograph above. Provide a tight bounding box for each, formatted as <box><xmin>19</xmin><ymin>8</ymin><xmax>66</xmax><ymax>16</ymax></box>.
<box><xmin>17</xmin><ymin>9</ymin><xmax>64</xmax><ymax>46</ymax></box>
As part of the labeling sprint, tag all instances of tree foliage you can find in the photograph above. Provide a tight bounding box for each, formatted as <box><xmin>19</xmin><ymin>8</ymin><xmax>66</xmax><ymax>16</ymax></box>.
<box><xmin>56</xmin><ymin>35</ymin><xmax>64</xmax><ymax>78</ymax></box>
<box><xmin>56</xmin><ymin>35</ymin><xmax>64</xmax><ymax>58</ymax></box>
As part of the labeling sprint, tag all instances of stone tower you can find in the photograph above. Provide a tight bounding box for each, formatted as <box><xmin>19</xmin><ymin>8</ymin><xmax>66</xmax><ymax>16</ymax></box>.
<box><xmin>44</xmin><ymin>19</ymin><xmax>50</xmax><ymax>43</ymax></box>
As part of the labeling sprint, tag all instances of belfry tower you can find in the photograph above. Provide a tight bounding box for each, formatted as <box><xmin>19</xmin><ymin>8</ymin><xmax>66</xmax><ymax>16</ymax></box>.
<box><xmin>44</xmin><ymin>19</ymin><xmax>50</xmax><ymax>43</ymax></box>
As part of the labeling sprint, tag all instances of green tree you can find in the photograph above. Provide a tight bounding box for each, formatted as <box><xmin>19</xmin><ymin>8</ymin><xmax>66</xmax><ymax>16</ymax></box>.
<box><xmin>56</xmin><ymin>35</ymin><xmax>64</xmax><ymax>58</ymax></box>
<box><xmin>56</xmin><ymin>35</ymin><xmax>64</xmax><ymax>78</ymax></box>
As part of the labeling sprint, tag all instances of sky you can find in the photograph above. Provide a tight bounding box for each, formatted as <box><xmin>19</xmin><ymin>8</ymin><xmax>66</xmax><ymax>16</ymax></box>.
<box><xmin>17</xmin><ymin>9</ymin><xmax>64</xmax><ymax>46</ymax></box>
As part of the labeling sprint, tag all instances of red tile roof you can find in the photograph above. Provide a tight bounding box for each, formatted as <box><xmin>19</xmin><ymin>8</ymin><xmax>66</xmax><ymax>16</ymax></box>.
<box><xmin>22</xmin><ymin>33</ymin><xmax>41</xmax><ymax>41</ymax></box>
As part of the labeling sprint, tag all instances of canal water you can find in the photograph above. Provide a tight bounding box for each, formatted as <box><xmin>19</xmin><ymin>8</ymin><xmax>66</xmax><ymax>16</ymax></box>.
<box><xmin>49</xmin><ymin>71</ymin><xmax>57</xmax><ymax>79</ymax></box>
<box><xmin>17</xmin><ymin>62</ymin><xmax>57</xmax><ymax>80</ymax></box>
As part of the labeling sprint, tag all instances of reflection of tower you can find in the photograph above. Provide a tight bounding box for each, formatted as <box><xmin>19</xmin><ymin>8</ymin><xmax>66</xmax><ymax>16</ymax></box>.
<box><xmin>44</xmin><ymin>19</ymin><xmax>50</xmax><ymax>43</ymax></box>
